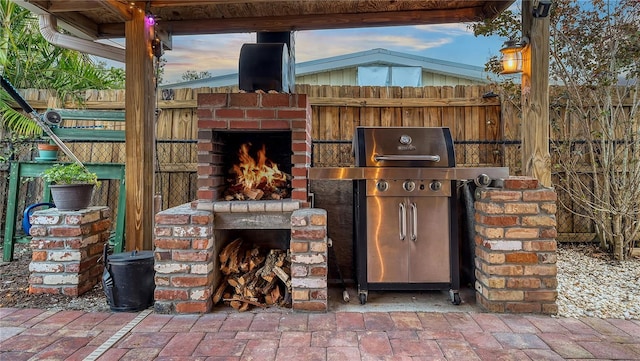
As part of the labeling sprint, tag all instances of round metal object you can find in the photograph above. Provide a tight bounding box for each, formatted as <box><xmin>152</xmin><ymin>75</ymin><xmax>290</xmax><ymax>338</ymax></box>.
<box><xmin>376</xmin><ymin>180</ymin><xmax>389</xmax><ymax>192</ymax></box>
<box><xmin>474</xmin><ymin>173</ymin><xmax>491</xmax><ymax>187</ymax></box>
<box><xmin>403</xmin><ymin>180</ymin><xmax>416</xmax><ymax>192</ymax></box>
<box><xmin>429</xmin><ymin>180</ymin><xmax>442</xmax><ymax>191</ymax></box>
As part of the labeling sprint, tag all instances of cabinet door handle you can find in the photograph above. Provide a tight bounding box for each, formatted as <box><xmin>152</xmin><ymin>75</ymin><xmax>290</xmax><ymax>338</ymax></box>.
<box><xmin>399</xmin><ymin>202</ymin><xmax>406</xmax><ymax>241</ymax></box>
<box><xmin>410</xmin><ymin>202</ymin><xmax>417</xmax><ymax>242</ymax></box>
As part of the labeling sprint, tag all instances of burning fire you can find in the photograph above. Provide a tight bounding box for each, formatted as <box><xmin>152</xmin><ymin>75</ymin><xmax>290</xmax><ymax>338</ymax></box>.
<box><xmin>224</xmin><ymin>142</ymin><xmax>291</xmax><ymax>201</ymax></box>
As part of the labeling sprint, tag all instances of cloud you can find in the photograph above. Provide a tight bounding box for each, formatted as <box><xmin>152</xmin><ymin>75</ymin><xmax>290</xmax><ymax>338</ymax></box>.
<box><xmin>369</xmin><ymin>35</ymin><xmax>452</xmax><ymax>50</ymax></box>
<box><xmin>295</xmin><ymin>27</ymin><xmax>452</xmax><ymax>61</ymax></box>
<box><xmin>162</xmin><ymin>33</ymin><xmax>252</xmax><ymax>81</ymax></box>
<box><xmin>414</xmin><ymin>23</ymin><xmax>473</xmax><ymax>35</ymax></box>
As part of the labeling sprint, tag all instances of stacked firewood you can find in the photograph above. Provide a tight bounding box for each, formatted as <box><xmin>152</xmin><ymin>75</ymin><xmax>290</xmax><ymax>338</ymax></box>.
<box><xmin>212</xmin><ymin>238</ymin><xmax>292</xmax><ymax>311</ymax></box>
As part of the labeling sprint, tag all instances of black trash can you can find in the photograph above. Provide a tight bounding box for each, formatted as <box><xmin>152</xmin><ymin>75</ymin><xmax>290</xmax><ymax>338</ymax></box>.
<box><xmin>103</xmin><ymin>248</ymin><xmax>155</xmax><ymax>312</ymax></box>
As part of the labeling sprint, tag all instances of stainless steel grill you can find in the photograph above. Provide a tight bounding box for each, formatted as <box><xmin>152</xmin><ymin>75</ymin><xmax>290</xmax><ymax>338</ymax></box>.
<box><xmin>309</xmin><ymin>126</ymin><xmax>509</xmax><ymax>305</ymax></box>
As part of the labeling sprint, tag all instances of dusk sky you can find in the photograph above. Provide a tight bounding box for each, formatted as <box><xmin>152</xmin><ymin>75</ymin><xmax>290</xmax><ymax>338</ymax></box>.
<box><xmin>97</xmin><ymin>0</ymin><xmax>516</xmax><ymax>85</ymax></box>
<box><xmin>152</xmin><ymin>22</ymin><xmax>507</xmax><ymax>84</ymax></box>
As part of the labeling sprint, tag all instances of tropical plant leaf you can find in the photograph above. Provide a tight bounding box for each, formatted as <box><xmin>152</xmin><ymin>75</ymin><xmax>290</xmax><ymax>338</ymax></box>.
<box><xmin>0</xmin><ymin>0</ymin><xmax>125</xmax><ymax>137</ymax></box>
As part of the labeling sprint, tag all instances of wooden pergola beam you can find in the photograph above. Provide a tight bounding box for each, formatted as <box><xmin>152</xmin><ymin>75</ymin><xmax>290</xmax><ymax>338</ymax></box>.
<box><xmin>124</xmin><ymin>5</ymin><xmax>156</xmax><ymax>251</ymax></box>
<box><xmin>98</xmin><ymin>8</ymin><xmax>484</xmax><ymax>36</ymax></box>
<box><xmin>521</xmin><ymin>0</ymin><xmax>551</xmax><ymax>186</ymax></box>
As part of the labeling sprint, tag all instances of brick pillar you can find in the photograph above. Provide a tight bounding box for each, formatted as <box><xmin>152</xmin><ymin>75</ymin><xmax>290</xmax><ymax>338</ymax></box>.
<box><xmin>154</xmin><ymin>203</ymin><xmax>214</xmax><ymax>314</ymax></box>
<box><xmin>474</xmin><ymin>176</ymin><xmax>558</xmax><ymax>314</ymax></box>
<box><xmin>28</xmin><ymin>207</ymin><xmax>111</xmax><ymax>296</ymax></box>
<box><xmin>290</xmin><ymin>209</ymin><xmax>328</xmax><ymax>312</ymax></box>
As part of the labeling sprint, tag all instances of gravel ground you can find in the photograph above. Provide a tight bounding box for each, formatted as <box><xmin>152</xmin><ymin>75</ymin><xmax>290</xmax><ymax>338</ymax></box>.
<box><xmin>2</xmin><ymin>242</ymin><xmax>639</xmax><ymax>318</ymax></box>
<box><xmin>556</xmin><ymin>244</ymin><xmax>640</xmax><ymax>319</ymax></box>
<box><xmin>0</xmin><ymin>243</ymin><xmax>109</xmax><ymax>312</ymax></box>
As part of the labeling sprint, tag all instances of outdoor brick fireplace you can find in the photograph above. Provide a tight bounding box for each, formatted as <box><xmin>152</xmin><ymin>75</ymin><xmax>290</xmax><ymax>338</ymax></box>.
<box><xmin>196</xmin><ymin>92</ymin><xmax>311</xmax><ymax>205</ymax></box>
<box><xmin>153</xmin><ymin>92</ymin><xmax>328</xmax><ymax>313</ymax></box>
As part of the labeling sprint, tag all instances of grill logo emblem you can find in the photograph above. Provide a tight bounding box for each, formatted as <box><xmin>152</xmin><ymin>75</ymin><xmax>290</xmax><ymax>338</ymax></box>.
<box><xmin>398</xmin><ymin>134</ymin><xmax>416</xmax><ymax>151</ymax></box>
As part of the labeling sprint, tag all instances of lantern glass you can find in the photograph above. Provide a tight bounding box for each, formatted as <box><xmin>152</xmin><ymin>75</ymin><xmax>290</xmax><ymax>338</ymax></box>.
<box><xmin>500</xmin><ymin>42</ymin><xmax>523</xmax><ymax>74</ymax></box>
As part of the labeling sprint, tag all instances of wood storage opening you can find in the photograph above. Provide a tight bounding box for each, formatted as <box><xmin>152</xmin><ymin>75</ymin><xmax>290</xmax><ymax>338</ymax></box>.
<box><xmin>213</xmin><ymin>235</ymin><xmax>292</xmax><ymax>312</ymax></box>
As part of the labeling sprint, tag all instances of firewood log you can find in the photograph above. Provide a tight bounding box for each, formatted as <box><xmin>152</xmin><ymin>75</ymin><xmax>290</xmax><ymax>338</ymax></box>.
<box><xmin>273</xmin><ymin>266</ymin><xmax>289</xmax><ymax>283</ymax></box>
<box><xmin>223</xmin><ymin>297</ymin><xmax>266</xmax><ymax>309</ymax></box>
<box><xmin>270</xmin><ymin>286</ymin><xmax>281</xmax><ymax>304</ymax></box>
<box><xmin>243</xmin><ymin>188</ymin><xmax>264</xmax><ymax>200</ymax></box>
<box><xmin>212</xmin><ymin>276</ymin><xmax>229</xmax><ymax>305</ymax></box>
<box><xmin>230</xmin><ymin>300</ymin><xmax>242</xmax><ymax>310</ymax></box>
<box><xmin>220</xmin><ymin>238</ymin><xmax>243</xmax><ymax>264</ymax></box>
<box><xmin>239</xmin><ymin>302</ymin><xmax>250</xmax><ymax>312</ymax></box>
<box><xmin>228</xmin><ymin>278</ymin><xmax>239</xmax><ymax>288</ymax></box>
<box><xmin>249</xmin><ymin>252</ymin><xmax>264</xmax><ymax>271</ymax></box>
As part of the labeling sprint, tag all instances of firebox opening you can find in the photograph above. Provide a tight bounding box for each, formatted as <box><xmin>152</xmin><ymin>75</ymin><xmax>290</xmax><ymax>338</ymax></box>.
<box><xmin>219</xmin><ymin>131</ymin><xmax>292</xmax><ymax>201</ymax></box>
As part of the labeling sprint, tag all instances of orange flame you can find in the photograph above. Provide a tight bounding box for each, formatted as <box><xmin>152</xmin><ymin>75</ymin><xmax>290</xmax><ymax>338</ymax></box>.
<box><xmin>231</xmin><ymin>142</ymin><xmax>287</xmax><ymax>193</ymax></box>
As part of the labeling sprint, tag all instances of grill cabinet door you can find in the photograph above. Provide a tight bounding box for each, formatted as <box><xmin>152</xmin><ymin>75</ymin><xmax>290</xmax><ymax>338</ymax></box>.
<box><xmin>366</xmin><ymin>196</ymin><xmax>408</xmax><ymax>283</ymax></box>
<box><xmin>408</xmin><ymin>196</ymin><xmax>451</xmax><ymax>283</ymax></box>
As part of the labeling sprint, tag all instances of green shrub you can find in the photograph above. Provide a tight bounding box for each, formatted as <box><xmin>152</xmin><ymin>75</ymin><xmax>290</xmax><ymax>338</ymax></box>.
<box><xmin>41</xmin><ymin>163</ymin><xmax>99</xmax><ymax>185</ymax></box>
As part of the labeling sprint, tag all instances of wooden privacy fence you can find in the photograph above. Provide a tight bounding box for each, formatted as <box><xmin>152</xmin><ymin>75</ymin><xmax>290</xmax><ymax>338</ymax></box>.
<box><xmin>2</xmin><ymin>85</ymin><xmax>532</xmax><ymax>244</ymax></box>
<box><xmin>5</xmin><ymin>84</ymin><xmax>515</xmax><ymax>166</ymax></box>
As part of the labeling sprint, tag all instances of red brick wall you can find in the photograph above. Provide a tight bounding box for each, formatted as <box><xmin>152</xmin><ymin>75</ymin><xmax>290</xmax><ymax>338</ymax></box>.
<box><xmin>474</xmin><ymin>176</ymin><xmax>558</xmax><ymax>314</ymax></box>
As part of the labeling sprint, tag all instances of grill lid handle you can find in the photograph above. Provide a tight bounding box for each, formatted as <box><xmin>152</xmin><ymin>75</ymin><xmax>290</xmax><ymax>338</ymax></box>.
<box><xmin>374</xmin><ymin>154</ymin><xmax>441</xmax><ymax>162</ymax></box>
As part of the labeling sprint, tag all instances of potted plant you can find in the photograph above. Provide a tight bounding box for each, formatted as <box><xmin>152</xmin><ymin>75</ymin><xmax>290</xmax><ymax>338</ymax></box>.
<box><xmin>41</xmin><ymin>163</ymin><xmax>99</xmax><ymax>210</ymax></box>
<box><xmin>36</xmin><ymin>141</ymin><xmax>59</xmax><ymax>161</ymax></box>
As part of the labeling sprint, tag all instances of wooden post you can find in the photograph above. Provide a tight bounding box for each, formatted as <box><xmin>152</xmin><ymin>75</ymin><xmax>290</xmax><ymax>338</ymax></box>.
<box><xmin>521</xmin><ymin>0</ymin><xmax>551</xmax><ymax>187</ymax></box>
<box><xmin>125</xmin><ymin>5</ymin><xmax>156</xmax><ymax>251</ymax></box>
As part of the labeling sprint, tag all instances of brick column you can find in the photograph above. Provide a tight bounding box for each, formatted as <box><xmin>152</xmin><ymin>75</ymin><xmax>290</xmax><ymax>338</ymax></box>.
<box><xmin>154</xmin><ymin>203</ymin><xmax>215</xmax><ymax>314</ymax></box>
<box><xmin>474</xmin><ymin>176</ymin><xmax>558</xmax><ymax>314</ymax></box>
<box><xmin>28</xmin><ymin>207</ymin><xmax>110</xmax><ymax>296</ymax></box>
<box><xmin>290</xmin><ymin>208</ymin><xmax>328</xmax><ymax>312</ymax></box>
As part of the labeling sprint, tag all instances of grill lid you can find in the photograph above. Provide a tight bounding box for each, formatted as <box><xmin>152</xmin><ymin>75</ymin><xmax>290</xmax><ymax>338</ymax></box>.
<box><xmin>354</xmin><ymin>127</ymin><xmax>455</xmax><ymax>168</ymax></box>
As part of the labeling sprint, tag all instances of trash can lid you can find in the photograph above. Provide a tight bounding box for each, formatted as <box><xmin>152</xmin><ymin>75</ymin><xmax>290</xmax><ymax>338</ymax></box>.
<box><xmin>108</xmin><ymin>250</ymin><xmax>154</xmax><ymax>262</ymax></box>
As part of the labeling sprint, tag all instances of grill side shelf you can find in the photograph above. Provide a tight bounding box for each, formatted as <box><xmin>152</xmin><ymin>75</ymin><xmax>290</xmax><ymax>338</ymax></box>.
<box><xmin>308</xmin><ymin>167</ymin><xmax>509</xmax><ymax>181</ymax></box>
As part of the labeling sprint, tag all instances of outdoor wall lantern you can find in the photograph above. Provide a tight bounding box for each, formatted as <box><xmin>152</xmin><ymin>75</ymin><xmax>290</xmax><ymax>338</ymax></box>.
<box><xmin>533</xmin><ymin>0</ymin><xmax>552</xmax><ymax>18</ymax></box>
<box><xmin>499</xmin><ymin>38</ymin><xmax>529</xmax><ymax>74</ymax></box>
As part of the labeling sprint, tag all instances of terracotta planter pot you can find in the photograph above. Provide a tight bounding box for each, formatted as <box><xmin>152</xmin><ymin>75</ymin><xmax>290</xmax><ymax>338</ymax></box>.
<box><xmin>49</xmin><ymin>183</ymin><xmax>94</xmax><ymax>211</ymax></box>
<box><xmin>37</xmin><ymin>143</ymin><xmax>59</xmax><ymax>161</ymax></box>
<box><xmin>38</xmin><ymin>143</ymin><xmax>59</xmax><ymax>151</ymax></box>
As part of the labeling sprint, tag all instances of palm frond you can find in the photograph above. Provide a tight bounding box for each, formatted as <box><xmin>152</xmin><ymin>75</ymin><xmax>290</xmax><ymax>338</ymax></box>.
<box><xmin>0</xmin><ymin>90</ymin><xmax>42</xmax><ymax>137</ymax></box>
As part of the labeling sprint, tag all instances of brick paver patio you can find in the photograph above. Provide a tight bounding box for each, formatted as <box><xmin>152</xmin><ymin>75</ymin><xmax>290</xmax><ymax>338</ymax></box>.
<box><xmin>1</xmin><ymin>307</ymin><xmax>640</xmax><ymax>360</ymax></box>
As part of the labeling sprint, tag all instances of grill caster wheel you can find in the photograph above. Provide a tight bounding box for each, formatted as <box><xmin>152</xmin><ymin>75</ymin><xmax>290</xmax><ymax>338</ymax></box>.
<box><xmin>359</xmin><ymin>293</ymin><xmax>367</xmax><ymax>305</ymax></box>
<box><xmin>450</xmin><ymin>290</ymin><xmax>461</xmax><ymax>305</ymax></box>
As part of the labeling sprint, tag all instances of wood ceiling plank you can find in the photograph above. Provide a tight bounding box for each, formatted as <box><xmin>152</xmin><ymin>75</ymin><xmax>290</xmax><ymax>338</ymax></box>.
<box><xmin>101</xmin><ymin>0</ymin><xmax>134</xmax><ymax>21</ymax></box>
<box><xmin>149</xmin><ymin>0</ymin><xmax>295</xmax><ymax>6</ymax></box>
<box><xmin>47</xmin><ymin>1</ymin><xmax>100</xmax><ymax>12</ymax></box>
<box><xmin>53</xmin><ymin>13</ymin><xmax>101</xmax><ymax>37</ymax></box>
<box><xmin>480</xmin><ymin>0</ymin><xmax>512</xmax><ymax>19</ymax></box>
